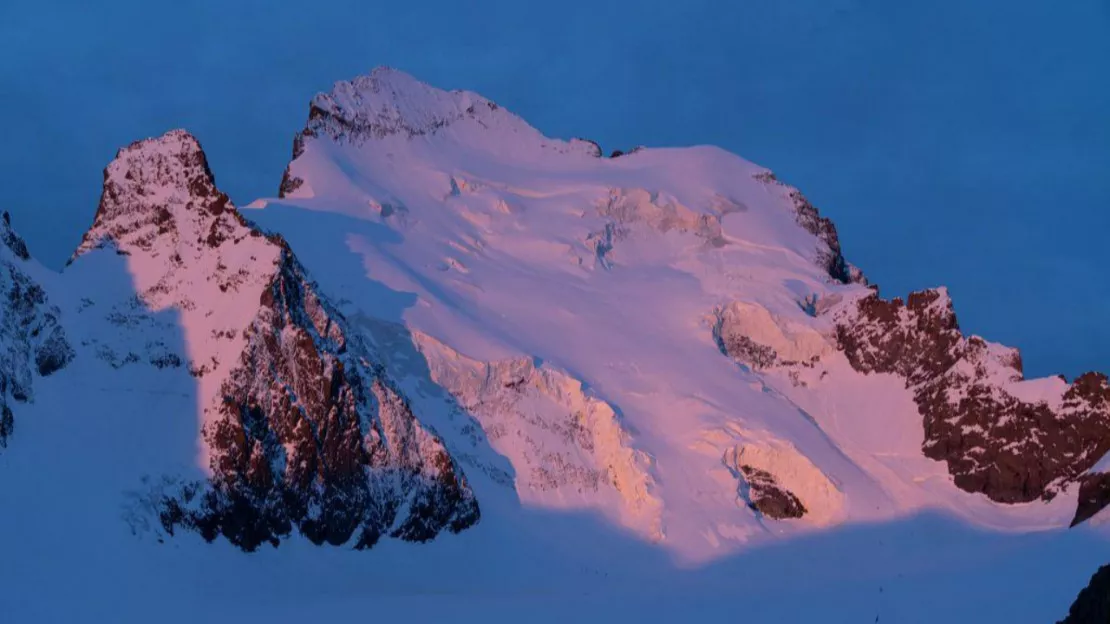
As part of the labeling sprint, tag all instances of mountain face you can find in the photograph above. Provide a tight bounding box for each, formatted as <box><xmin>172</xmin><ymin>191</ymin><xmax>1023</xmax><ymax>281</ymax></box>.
<box><xmin>1059</xmin><ymin>563</ymin><xmax>1110</xmax><ymax>623</ymax></box>
<box><xmin>719</xmin><ymin>280</ymin><xmax>1110</xmax><ymax>525</ymax></box>
<box><xmin>67</xmin><ymin>130</ymin><xmax>478</xmax><ymax>551</ymax></box>
<box><xmin>834</xmin><ymin>289</ymin><xmax>1110</xmax><ymax>511</ymax></box>
<box><xmin>265</xmin><ymin>67</ymin><xmax>1110</xmax><ymax>550</ymax></box>
<box><xmin>2</xmin><ymin>67</ymin><xmax>1107</xmax><ymax>622</ymax></box>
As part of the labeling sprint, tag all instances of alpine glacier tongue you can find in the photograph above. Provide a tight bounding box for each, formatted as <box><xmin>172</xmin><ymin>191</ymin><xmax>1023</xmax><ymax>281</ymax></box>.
<box><xmin>69</xmin><ymin>129</ymin><xmax>478</xmax><ymax>551</ymax></box>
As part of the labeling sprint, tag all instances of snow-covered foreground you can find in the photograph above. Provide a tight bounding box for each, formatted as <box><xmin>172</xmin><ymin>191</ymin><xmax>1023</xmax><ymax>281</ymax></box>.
<box><xmin>1</xmin><ymin>369</ymin><xmax>1106</xmax><ymax>623</ymax></box>
<box><xmin>2</xmin><ymin>68</ymin><xmax>1108</xmax><ymax>622</ymax></box>
<box><xmin>1</xmin><ymin>396</ymin><xmax>1106</xmax><ymax>624</ymax></box>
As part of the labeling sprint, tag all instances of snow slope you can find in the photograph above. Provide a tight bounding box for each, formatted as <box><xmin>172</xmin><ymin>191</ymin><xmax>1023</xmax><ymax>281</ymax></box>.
<box><xmin>1</xmin><ymin>67</ymin><xmax>1108</xmax><ymax>622</ymax></box>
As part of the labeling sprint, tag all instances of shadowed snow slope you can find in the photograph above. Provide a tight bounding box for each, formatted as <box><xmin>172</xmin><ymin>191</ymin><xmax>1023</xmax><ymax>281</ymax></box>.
<box><xmin>2</xmin><ymin>68</ymin><xmax>1108</xmax><ymax>623</ymax></box>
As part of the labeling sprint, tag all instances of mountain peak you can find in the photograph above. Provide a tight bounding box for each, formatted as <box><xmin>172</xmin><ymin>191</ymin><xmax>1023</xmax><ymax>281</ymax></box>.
<box><xmin>305</xmin><ymin>67</ymin><xmax>509</xmax><ymax>144</ymax></box>
<box><xmin>72</xmin><ymin>129</ymin><xmax>248</xmax><ymax>262</ymax></box>
<box><xmin>107</xmin><ymin>129</ymin><xmax>214</xmax><ymax>195</ymax></box>
<box><xmin>279</xmin><ymin>68</ymin><xmax>602</xmax><ymax>197</ymax></box>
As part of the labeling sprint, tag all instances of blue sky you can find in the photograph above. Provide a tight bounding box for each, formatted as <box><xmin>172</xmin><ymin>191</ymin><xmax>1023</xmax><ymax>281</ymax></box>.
<box><xmin>1</xmin><ymin>0</ymin><xmax>1107</xmax><ymax>378</ymax></box>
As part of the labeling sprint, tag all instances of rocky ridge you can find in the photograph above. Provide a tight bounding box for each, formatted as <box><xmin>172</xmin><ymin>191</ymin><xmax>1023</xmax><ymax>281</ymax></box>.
<box><xmin>717</xmin><ymin>279</ymin><xmax>1110</xmax><ymax>526</ymax></box>
<box><xmin>721</xmin><ymin>442</ymin><xmax>844</xmax><ymax>524</ymax></box>
<box><xmin>833</xmin><ymin>288</ymin><xmax>1110</xmax><ymax>518</ymax></box>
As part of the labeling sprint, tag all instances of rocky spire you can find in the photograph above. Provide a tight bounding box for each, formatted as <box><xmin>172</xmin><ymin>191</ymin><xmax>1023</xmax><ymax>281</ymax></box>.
<box><xmin>73</xmin><ymin>129</ymin><xmax>252</xmax><ymax>263</ymax></box>
<box><xmin>73</xmin><ymin>129</ymin><xmax>480</xmax><ymax>550</ymax></box>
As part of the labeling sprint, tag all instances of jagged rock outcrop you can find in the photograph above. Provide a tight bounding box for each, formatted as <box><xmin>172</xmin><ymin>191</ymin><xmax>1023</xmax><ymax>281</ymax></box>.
<box><xmin>277</xmin><ymin>131</ymin><xmax>308</xmax><ymax>198</ymax></box>
<box><xmin>1059</xmin><ymin>564</ymin><xmax>1110</xmax><ymax>623</ymax></box>
<box><xmin>1</xmin><ymin>213</ymin><xmax>30</xmax><ymax>261</ymax></box>
<box><xmin>735</xmin><ymin>464</ymin><xmax>807</xmax><ymax>519</ymax></box>
<box><xmin>0</xmin><ymin>213</ymin><xmax>74</xmax><ymax>448</ymax></box>
<box><xmin>717</xmin><ymin>332</ymin><xmax>779</xmax><ymax>371</ymax></box>
<box><xmin>73</xmin><ymin>129</ymin><xmax>256</xmax><ymax>262</ymax></box>
<box><xmin>571</xmin><ymin>138</ymin><xmax>602</xmax><ymax>158</ymax></box>
<box><xmin>834</xmin><ymin>287</ymin><xmax>1110</xmax><ymax>518</ymax></box>
<box><xmin>75</xmin><ymin>129</ymin><xmax>478</xmax><ymax>551</ymax></box>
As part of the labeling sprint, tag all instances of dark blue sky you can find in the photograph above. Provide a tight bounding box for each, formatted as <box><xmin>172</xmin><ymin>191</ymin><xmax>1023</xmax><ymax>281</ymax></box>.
<box><xmin>2</xmin><ymin>0</ymin><xmax>1107</xmax><ymax>379</ymax></box>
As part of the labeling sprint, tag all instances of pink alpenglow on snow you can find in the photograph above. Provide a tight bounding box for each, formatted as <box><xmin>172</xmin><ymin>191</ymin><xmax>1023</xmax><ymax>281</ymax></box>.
<box><xmin>0</xmin><ymin>68</ymin><xmax>1106</xmax><ymax>623</ymax></box>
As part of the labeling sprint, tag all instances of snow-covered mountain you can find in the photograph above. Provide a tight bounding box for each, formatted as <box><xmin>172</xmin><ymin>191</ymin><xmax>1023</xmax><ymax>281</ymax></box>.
<box><xmin>69</xmin><ymin>129</ymin><xmax>479</xmax><ymax>551</ymax></box>
<box><xmin>1</xmin><ymin>67</ymin><xmax>1107</xmax><ymax>622</ymax></box>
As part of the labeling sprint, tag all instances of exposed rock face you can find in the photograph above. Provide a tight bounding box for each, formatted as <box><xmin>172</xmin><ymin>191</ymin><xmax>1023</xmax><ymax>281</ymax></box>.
<box><xmin>1071</xmin><ymin>472</ymin><xmax>1110</xmax><ymax>527</ymax></box>
<box><xmin>1059</xmin><ymin>564</ymin><xmax>1110</xmax><ymax>624</ymax></box>
<box><xmin>834</xmin><ymin>287</ymin><xmax>1110</xmax><ymax>515</ymax></box>
<box><xmin>162</xmin><ymin>248</ymin><xmax>479</xmax><ymax>550</ymax></box>
<box><xmin>277</xmin><ymin>131</ymin><xmax>308</xmax><ymax>198</ymax></box>
<box><xmin>0</xmin><ymin>213</ymin><xmax>74</xmax><ymax>448</ymax></box>
<box><xmin>571</xmin><ymin>137</ymin><xmax>602</xmax><ymax>158</ymax></box>
<box><xmin>716</xmin><ymin>332</ymin><xmax>779</xmax><ymax>371</ymax></box>
<box><xmin>1</xmin><ymin>212</ymin><xmax>30</xmax><ymax>261</ymax></box>
<box><xmin>735</xmin><ymin>464</ymin><xmax>807</xmax><ymax>519</ymax></box>
<box><xmin>722</xmin><ymin>443</ymin><xmax>844</xmax><ymax>524</ymax></box>
<box><xmin>752</xmin><ymin>171</ymin><xmax>863</xmax><ymax>284</ymax></box>
<box><xmin>75</xmin><ymin>129</ymin><xmax>478</xmax><ymax>551</ymax></box>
